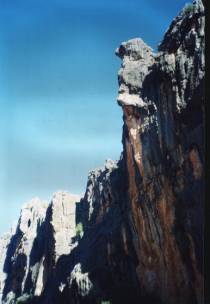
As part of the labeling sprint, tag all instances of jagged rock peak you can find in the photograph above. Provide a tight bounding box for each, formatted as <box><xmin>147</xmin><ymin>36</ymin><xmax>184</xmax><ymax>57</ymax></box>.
<box><xmin>116</xmin><ymin>0</ymin><xmax>204</xmax><ymax>114</ymax></box>
<box><xmin>88</xmin><ymin>159</ymin><xmax>118</xmax><ymax>178</ymax></box>
<box><xmin>21</xmin><ymin>197</ymin><xmax>48</xmax><ymax>210</ymax></box>
<box><xmin>0</xmin><ymin>191</ymin><xmax>81</xmax><ymax>303</ymax></box>
<box><xmin>0</xmin><ymin>198</ymin><xmax>49</xmax><ymax>304</ymax></box>
<box><xmin>19</xmin><ymin>198</ymin><xmax>48</xmax><ymax>235</ymax></box>
<box><xmin>104</xmin><ymin>158</ymin><xmax>118</xmax><ymax>170</ymax></box>
<box><xmin>158</xmin><ymin>0</ymin><xmax>204</xmax><ymax>53</ymax></box>
<box><xmin>115</xmin><ymin>38</ymin><xmax>153</xmax><ymax>61</ymax></box>
<box><xmin>51</xmin><ymin>190</ymin><xmax>81</xmax><ymax>203</ymax></box>
<box><xmin>116</xmin><ymin>38</ymin><xmax>155</xmax><ymax>108</ymax></box>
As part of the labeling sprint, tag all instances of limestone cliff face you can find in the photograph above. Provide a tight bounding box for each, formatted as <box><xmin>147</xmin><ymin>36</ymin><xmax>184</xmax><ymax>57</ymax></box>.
<box><xmin>0</xmin><ymin>1</ymin><xmax>204</xmax><ymax>303</ymax></box>
<box><xmin>0</xmin><ymin>193</ymin><xmax>80</xmax><ymax>304</ymax></box>
<box><xmin>0</xmin><ymin>227</ymin><xmax>16</xmax><ymax>301</ymax></box>
<box><xmin>115</xmin><ymin>1</ymin><xmax>204</xmax><ymax>303</ymax></box>
<box><xmin>116</xmin><ymin>2</ymin><xmax>204</xmax><ymax>303</ymax></box>
<box><xmin>0</xmin><ymin>198</ymin><xmax>48</xmax><ymax>303</ymax></box>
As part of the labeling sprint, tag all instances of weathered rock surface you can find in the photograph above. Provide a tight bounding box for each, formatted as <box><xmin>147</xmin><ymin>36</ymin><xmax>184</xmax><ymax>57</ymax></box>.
<box><xmin>114</xmin><ymin>2</ymin><xmax>204</xmax><ymax>303</ymax></box>
<box><xmin>51</xmin><ymin>191</ymin><xmax>80</xmax><ymax>261</ymax></box>
<box><xmin>0</xmin><ymin>198</ymin><xmax>48</xmax><ymax>303</ymax></box>
<box><xmin>0</xmin><ymin>193</ymin><xmax>80</xmax><ymax>303</ymax></box>
<box><xmin>0</xmin><ymin>1</ymin><xmax>204</xmax><ymax>303</ymax></box>
<box><xmin>115</xmin><ymin>1</ymin><xmax>204</xmax><ymax>303</ymax></box>
<box><xmin>0</xmin><ymin>227</ymin><xmax>16</xmax><ymax>301</ymax></box>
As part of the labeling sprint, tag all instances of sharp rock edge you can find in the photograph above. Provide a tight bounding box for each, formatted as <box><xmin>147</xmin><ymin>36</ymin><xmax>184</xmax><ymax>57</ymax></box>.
<box><xmin>0</xmin><ymin>1</ymin><xmax>204</xmax><ymax>303</ymax></box>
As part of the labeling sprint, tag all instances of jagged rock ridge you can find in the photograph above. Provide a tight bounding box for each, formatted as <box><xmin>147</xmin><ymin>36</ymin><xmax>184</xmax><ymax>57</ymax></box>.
<box><xmin>0</xmin><ymin>1</ymin><xmax>204</xmax><ymax>303</ymax></box>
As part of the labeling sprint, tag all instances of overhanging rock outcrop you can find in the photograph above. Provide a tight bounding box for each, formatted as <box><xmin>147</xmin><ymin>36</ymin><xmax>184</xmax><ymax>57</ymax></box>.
<box><xmin>0</xmin><ymin>1</ymin><xmax>205</xmax><ymax>303</ymax></box>
<box><xmin>115</xmin><ymin>1</ymin><xmax>204</xmax><ymax>303</ymax></box>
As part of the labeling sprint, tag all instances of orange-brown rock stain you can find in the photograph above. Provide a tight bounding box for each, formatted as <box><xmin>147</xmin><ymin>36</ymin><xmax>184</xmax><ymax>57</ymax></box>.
<box><xmin>122</xmin><ymin>105</ymin><xmax>202</xmax><ymax>304</ymax></box>
<box><xmin>189</xmin><ymin>147</ymin><xmax>203</xmax><ymax>180</ymax></box>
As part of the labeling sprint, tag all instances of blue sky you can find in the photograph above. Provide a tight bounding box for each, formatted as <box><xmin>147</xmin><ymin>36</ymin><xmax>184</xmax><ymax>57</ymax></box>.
<box><xmin>0</xmin><ymin>0</ymin><xmax>189</xmax><ymax>234</ymax></box>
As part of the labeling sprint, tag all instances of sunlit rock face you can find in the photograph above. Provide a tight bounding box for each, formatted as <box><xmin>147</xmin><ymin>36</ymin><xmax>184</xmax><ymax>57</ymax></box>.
<box><xmin>50</xmin><ymin>191</ymin><xmax>81</xmax><ymax>261</ymax></box>
<box><xmin>0</xmin><ymin>198</ymin><xmax>48</xmax><ymax>303</ymax></box>
<box><xmin>46</xmin><ymin>159</ymin><xmax>138</xmax><ymax>304</ymax></box>
<box><xmin>0</xmin><ymin>193</ymin><xmax>80</xmax><ymax>304</ymax></box>
<box><xmin>115</xmin><ymin>1</ymin><xmax>204</xmax><ymax>303</ymax></box>
<box><xmin>0</xmin><ymin>227</ymin><xmax>16</xmax><ymax>301</ymax></box>
<box><xmin>0</xmin><ymin>1</ymin><xmax>204</xmax><ymax>303</ymax></box>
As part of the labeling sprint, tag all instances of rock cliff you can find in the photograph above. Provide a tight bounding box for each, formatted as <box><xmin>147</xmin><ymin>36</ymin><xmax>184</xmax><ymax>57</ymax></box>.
<box><xmin>115</xmin><ymin>1</ymin><xmax>204</xmax><ymax>303</ymax></box>
<box><xmin>0</xmin><ymin>1</ymin><xmax>204</xmax><ymax>303</ymax></box>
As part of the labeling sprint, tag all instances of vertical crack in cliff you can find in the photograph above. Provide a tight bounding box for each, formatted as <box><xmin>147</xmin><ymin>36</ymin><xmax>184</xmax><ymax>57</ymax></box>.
<box><xmin>0</xmin><ymin>1</ymin><xmax>204</xmax><ymax>303</ymax></box>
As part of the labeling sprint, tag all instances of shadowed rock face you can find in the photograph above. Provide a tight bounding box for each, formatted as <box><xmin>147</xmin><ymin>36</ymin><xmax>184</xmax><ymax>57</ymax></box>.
<box><xmin>0</xmin><ymin>193</ymin><xmax>81</xmax><ymax>304</ymax></box>
<box><xmin>115</xmin><ymin>2</ymin><xmax>204</xmax><ymax>303</ymax></box>
<box><xmin>0</xmin><ymin>198</ymin><xmax>48</xmax><ymax>303</ymax></box>
<box><xmin>0</xmin><ymin>1</ymin><xmax>204</xmax><ymax>303</ymax></box>
<box><xmin>113</xmin><ymin>1</ymin><xmax>204</xmax><ymax>303</ymax></box>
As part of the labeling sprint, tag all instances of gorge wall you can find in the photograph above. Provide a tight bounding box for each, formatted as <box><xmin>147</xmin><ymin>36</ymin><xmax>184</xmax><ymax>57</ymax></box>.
<box><xmin>0</xmin><ymin>1</ymin><xmax>205</xmax><ymax>303</ymax></box>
